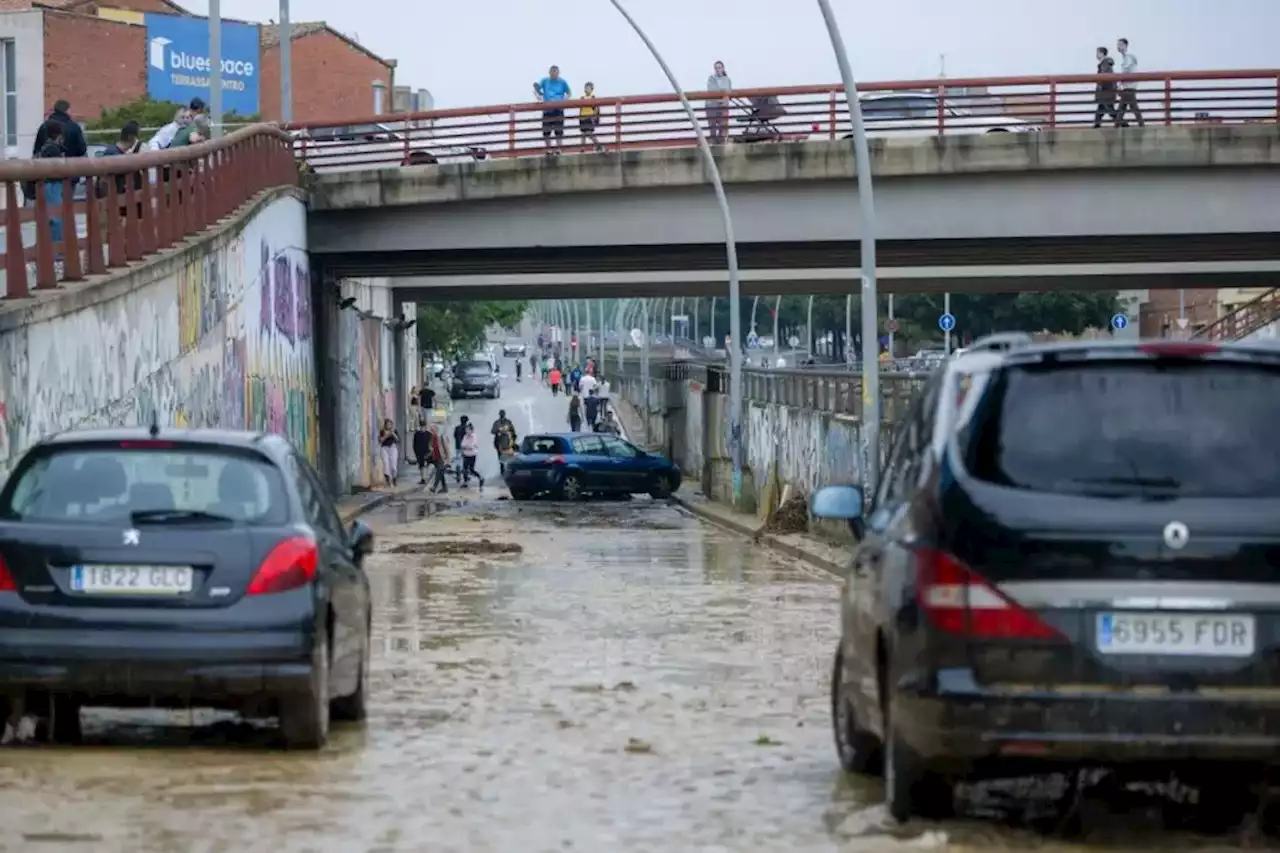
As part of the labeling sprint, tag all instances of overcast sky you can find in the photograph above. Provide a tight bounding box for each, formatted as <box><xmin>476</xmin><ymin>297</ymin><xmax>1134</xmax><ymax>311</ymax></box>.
<box><xmin>183</xmin><ymin>0</ymin><xmax>1274</xmax><ymax>108</ymax></box>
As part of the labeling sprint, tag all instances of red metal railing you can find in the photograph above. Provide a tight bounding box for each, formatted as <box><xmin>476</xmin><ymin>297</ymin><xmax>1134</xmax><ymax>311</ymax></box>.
<box><xmin>287</xmin><ymin>69</ymin><xmax>1280</xmax><ymax>172</ymax></box>
<box><xmin>1195</xmin><ymin>288</ymin><xmax>1280</xmax><ymax>341</ymax></box>
<box><xmin>0</xmin><ymin>124</ymin><xmax>296</xmax><ymax>299</ymax></box>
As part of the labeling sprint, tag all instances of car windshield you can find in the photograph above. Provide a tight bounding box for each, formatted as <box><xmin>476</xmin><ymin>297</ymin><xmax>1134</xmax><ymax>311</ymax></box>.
<box><xmin>963</xmin><ymin>360</ymin><xmax>1280</xmax><ymax>499</ymax></box>
<box><xmin>458</xmin><ymin>361</ymin><xmax>492</xmax><ymax>376</ymax></box>
<box><xmin>1</xmin><ymin>445</ymin><xmax>289</xmax><ymax>524</ymax></box>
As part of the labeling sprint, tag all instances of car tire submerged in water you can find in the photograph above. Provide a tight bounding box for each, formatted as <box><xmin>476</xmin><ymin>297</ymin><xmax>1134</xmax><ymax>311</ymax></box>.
<box><xmin>330</xmin><ymin>614</ymin><xmax>370</xmax><ymax>723</ymax></box>
<box><xmin>831</xmin><ymin>646</ymin><xmax>883</xmax><ymax>776</ymax></box>
<box><xmin>279</xmin><ymin>630</ymin><xmax>331</xmax><ymax>749</ymax></box>
<box><xmin>559</xmin><ymin>472</ymin><xmax>585</xmax><ymax>501</ymax></box>
<box><xmin>884</xmin><ymin>693</ymin><xmax>953</xmax><ymax>822</ymax></box>
<box><xmin>648</xmin><ymin>472</ymin><xmax>676</xmax><ymax>499</ymax></box>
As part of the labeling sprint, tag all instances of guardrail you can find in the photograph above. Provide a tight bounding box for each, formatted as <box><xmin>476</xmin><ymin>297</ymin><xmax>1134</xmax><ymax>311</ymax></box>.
<box><xmin>288</xmin><ymin>69</ymin><xmax>1279</xmax><ymax>171</ymax></box>
<box><xmin>1194</xmin><ymin>288</ymin><xmax>1280</xmax><ymax>342</ymax></box>
<box><xmin>0</xmin><ymin>124</ymin><xmax>296</xmax><ymax>299</ymax></box>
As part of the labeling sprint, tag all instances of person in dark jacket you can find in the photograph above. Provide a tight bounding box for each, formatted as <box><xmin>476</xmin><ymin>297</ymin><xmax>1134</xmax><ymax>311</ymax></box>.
<box><xmin>1093</xmin><ymin>47</ymin><xmax>1118</xmax><ymax>128</ymax></box>
<box><xmin>35</xmin><ymin>120</ymin><xmax>66</xmax><ymax>251</ymax></box>
<box><xmin>32</xmin><ymin>99</ymin><xmax>87</xmax><ymax>160</ymax></box>
<box><xmin>96</xmin><ymin>121</ymin><xmax>144</xmax><ymax>216</ymax></box>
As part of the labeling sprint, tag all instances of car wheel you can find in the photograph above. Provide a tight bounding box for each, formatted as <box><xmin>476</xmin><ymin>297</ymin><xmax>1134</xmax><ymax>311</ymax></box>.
<box><xmin>559</xmin><ymin>472</ymin><xmax>585</xmax><ymax>501</ymax></box>
<box><xmin>30</xmin><ymin>693</ymin><xmax>82</xmax><ymax>744</ymax></box>
<box><xmin>648</xmin><ymin>471</ymin><xmax>676</xmax><ymax>499</ymax></box>
<box><xmin>330</xmin><ymin>614</ymin><xmax>370</xmax><ymax>723</ymax></box>
<box><xmin>884</xmin><ymin>693</ymin><xmax>953</xmax><ymax>822</ymax></box>
<box><xmin>279</xmin><ymin>628</ymin><xmax>331</xmax><ymax>749</ymax></box>
<box><xmin>831</xmin><ymin>646</ymin><xmax>882</xmax><ymax>775</ymax></box>
<box><xmin>985</xmin><ymin>128</ymin><xmax>1011</xmax><ymax>133</ymax></box>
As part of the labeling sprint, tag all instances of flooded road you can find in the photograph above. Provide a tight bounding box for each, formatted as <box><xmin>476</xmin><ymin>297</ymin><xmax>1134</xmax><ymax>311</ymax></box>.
<box><xmin>0</xmin><ymin>366</ymin><xmax>1273</xmax><ymax>851</ymax></box>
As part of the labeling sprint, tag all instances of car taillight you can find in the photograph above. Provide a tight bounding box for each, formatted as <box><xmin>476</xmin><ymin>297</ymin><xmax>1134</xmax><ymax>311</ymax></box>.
<box><xmin>0</xmin><ymin>555</ymin><xmax>15</xmax><ymax>592</ymax></box>
<box><xmin>246</xmin><ymin>537</ymin><xmax>319</xmax><ymax>596</ymax></box>
<box><xmin>914</xmin><ymin>547</ymin><xmax>1060</xmax><ymax>640</ymax></box>
<box><xmin>545</xmin><ymin>455</ymin><xmax>566</xmax><ymax>465</ymax></box>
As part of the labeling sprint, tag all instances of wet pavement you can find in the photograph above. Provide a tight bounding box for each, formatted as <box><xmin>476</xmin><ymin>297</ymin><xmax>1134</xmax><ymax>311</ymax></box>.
<box><xmin>0</xmin><ymin>364</ymin><xmax>1274</xmax><ymax>852</ymax></box>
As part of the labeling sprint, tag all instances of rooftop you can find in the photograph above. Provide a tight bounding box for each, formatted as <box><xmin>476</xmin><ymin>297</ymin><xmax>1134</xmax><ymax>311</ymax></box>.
<box><xmin>260</xmin><ymin>20</ymin><xmax>395</xmax><ymax>69</ymax></box>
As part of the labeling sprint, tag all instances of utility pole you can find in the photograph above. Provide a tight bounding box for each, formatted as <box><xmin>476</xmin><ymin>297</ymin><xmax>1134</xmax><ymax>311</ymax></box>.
<box><xmin>209</xmin><ymin>0</ymin><xmax>223</xmax><ymax>137</ymax></box>
<box><xmin>279</xmin><ymin>0</ymin><xmax>293</xmax><ymax>122</ymax></box>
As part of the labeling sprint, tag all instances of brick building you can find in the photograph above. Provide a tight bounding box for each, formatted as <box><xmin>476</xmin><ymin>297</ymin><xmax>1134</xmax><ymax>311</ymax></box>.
<box><xmin>0</xmin><ymin>0</ymin><xmax>396</xmax><ymax>155</ymax></box>
<box><xmin>259</xmin><ymin>22</ymin><xmax>394</xmax><ymax>124</ymax></box>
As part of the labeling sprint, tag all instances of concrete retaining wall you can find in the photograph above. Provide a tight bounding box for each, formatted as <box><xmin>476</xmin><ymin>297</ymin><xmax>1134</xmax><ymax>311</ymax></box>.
<box><xmin>0</xmin><ymin>187</ymin><xmax>407</xmax><ymax>496</ymax></box>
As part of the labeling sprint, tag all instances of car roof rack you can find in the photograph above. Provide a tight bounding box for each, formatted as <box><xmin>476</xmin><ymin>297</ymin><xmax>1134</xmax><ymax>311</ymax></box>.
<box><xmin>960</xmin><ymin>332</ymin><xmax>1035</xmax><ymax>354</ymax></box>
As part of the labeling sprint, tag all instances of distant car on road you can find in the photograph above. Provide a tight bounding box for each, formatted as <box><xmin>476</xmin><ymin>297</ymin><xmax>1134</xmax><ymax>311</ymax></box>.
<box><xmin>451</xmin><ymin>360</ymin><xmax>500</xmax><ymax>399</ymax></box>
<box><xmin>0</xmin><ymin>427</ymin><xmax>375</xmax><ymax>748</ymax></box>
<box><xmin>504</xmin><ymin>433</ymin><xmax>681</xmax><ymax>501</ymax></box>
<box><xmin>502</xmin><ymin>339</ymin><xmax>527</xmax><ymax>357</ymax></box>
<box><xmin>814</xmin><ymin>337</ymin><xmax>1280</xmax><ymax>822</ymax></box>
<box><xmin>293</xmin><ymin>121</ymin><xmax>486</xmax><ymax>172</ymax></box>
<box><xmin>860</xmin><ymin>92</ymin><xmax>1039</xmax><ymax>136</ymax></box>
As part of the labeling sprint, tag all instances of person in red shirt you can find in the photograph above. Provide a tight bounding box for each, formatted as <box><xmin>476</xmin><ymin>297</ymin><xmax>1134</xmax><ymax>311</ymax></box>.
<box><xmin>548</xmin><ymin>366</ymin><xmax>563</xmax><ymax>396</ymax></box>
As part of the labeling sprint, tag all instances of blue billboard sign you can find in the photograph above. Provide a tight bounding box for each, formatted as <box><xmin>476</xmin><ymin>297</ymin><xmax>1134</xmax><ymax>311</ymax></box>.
<box><xmin>145</xmin><ymin>13</ymin><xmax>260</xmax><ymax>116</ymax></box>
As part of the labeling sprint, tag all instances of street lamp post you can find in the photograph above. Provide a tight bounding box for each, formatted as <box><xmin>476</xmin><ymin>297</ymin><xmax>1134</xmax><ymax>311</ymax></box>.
<box><xmin>816</xmin><ymin>0</ymin><xmax>881</xmax><ymax>496</ymax></box>
<box><xmin>608</xmin><ymin>0</ymin><xmax>744</xmax><ymax>499</ymax></box>
<box><xmin>807</xmin><ymin>295</ymin><xmax>815</xmax><ymax>357</ymax></box>
<box><xmin>279</xmin><ymin>0</ymin><xmax>292</xmax><ymax>122</ymax></box>
<box><xmin>773</xmin><ymin>295</ymin><xmax>781</xmax><ymax>357</ymax></box>
<box><xmin>209</xmin><ymin>0</ymin><xmax>222</xmax><ymax>137</ymax></box>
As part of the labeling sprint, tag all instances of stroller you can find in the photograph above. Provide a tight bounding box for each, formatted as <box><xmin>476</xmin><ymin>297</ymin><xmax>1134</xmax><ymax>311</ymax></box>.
<box><xmin>733</xmin><ymin>95</ymin><xmax>787</xmax><ymax>144</ymax></box>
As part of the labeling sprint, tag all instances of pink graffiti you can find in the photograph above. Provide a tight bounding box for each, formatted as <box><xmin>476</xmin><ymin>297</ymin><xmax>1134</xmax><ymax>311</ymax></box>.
<box><xmin>259</xmin><ymin>239</ymin><xmax>273</xmax><ymax>334</ymax></box>
<box><xmin>266</xmin><ymin>383</ymin><xmax>287</xmax><ymax>435</ymax></box>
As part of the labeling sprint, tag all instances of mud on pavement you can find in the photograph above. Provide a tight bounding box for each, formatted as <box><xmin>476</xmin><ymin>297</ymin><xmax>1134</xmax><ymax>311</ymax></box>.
<box><xmin>0</xmin><ymin>494</ymin><xmax>1273</xmax><ymax>852</ymax></box>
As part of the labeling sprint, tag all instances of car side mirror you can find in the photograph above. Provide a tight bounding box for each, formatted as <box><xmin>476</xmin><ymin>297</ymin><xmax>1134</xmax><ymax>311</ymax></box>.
<box><xmin>348</xmin><ymin>519</ymin><xmax>374</xmax><ymax>560</ymax></box>
<box><xmin>811</xmin><ymin>485</ymin><xmax>865</xmax><ymax>540</ymax></box>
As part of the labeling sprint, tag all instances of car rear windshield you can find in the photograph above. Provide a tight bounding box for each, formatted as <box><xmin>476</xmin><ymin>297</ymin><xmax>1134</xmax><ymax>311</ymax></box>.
<box><xmin>963</xmin><ymin>360</ymin><xmax>1280</xmax><ymax>499</ymax></box>
<box><xmin>0</xmin><ymin>445</ymin><xmax>289</xmax><ymax>524</ymax></box>
<box><xmin>522</xmin><ymin>437</ymin><xmax>562</xmax><ymax>454</ymax></box>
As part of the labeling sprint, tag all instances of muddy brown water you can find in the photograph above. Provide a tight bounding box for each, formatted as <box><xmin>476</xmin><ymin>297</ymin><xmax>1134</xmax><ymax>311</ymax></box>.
<box><xmin>0</xmin><ymin>496</ymin><xmax>1271</xmax><ymax>852</ymax></box>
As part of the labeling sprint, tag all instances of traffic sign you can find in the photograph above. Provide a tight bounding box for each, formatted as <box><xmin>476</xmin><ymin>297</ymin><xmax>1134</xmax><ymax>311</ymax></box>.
<box><xmin>788</xmin><ymin>335</ymin><xmax>800</xmax><ymax>348</ymax></box>
<box><xmin>746</xmin><ymin>331</ymin><xmax>760</xmax><ymax>349</ymax></box>
<box><xmin>1176</xmin><ymin>317</ymin><xmax>1189</xmax><ymax>330</ymax></box>
<box><xmin>885</xmin><ymin>318</ymin><xmax>900</xmax><ymax>334</ymax></box>
<box><xmin>1111</xmin><ymin>313</ymin><xmax>1128</xmax><ymax>331</ymax></box>
<box><xmin>938</xmin><ymin>313</ymin><xmax>956</xmax><ymax>333</ymax></box>
<box><xmin>702</xmin><ymin>335</ymin><xmax>715</xmax><ymax>349</ymax></box>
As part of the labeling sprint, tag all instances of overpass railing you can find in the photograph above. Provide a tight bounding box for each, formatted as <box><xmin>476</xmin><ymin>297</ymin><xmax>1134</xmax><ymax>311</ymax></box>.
<box><xmin>289</xmin><ymin>69</ymin><xmax>1279</xmax><ymax>171</ymax></box>
<box><xmin>0</xmin><ymin>125</ymin><xmax>297</xmax><ymax>300</ymax></box>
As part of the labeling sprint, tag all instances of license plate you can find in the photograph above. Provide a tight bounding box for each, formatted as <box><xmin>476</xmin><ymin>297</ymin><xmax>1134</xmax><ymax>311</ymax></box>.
<box><xmin>1096</xmin><ymin>612</ymin><xmax>1255</xmax><ymax>657</ymax></box>
<box><xmin>71</xmin><ymin>564</ymin><xmax>194</xmax><ymax>595</ymax></box>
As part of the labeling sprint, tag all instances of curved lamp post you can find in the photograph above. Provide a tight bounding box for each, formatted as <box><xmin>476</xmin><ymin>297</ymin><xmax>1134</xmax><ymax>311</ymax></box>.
<box><xmin>608</xmin><ymin>0</ymin><xmax>745</xmax><ymax>500</ymax></box>
<box><xmin>816</xmin><ymin>0</ymin><xmax>881</xmax><ymax>497</ymax></box>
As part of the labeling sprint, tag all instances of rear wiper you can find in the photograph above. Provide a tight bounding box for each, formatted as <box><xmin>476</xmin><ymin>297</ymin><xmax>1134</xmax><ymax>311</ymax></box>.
<box><xmin>130</xmin><ymin>509</ymin><xmax>238</xmax><ymax>524</ymax></box>
<box><xmin>1071</xmin><ymin>476</ymin><xmax>1182</xmax><ymax>489</ymax></box>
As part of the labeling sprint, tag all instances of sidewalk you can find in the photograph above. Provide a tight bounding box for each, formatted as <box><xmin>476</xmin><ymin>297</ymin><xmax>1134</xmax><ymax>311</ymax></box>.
<box><xmin>336</xmin><ymin>475</ymin><xmax>425</xmax><ymax>525</ymax></box>
<box><xmin>672</xmin><ymin>486</ymin><xmax>849</xmax><ymax>578</ymax></box>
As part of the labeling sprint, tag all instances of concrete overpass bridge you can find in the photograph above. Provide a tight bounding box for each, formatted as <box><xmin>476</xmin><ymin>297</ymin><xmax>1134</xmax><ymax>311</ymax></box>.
<box><xmin>306</xmin><ymin>124</ymin><xmax>1280</xmax><ymax>300</ymax></box>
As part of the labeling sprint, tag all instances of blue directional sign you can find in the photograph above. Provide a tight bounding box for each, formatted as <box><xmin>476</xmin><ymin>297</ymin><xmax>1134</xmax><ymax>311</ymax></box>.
<box><xmin>938</xmin><ymin>313</ymin><xmax>956</xmax><ymax>333</ymax></box>
<box><xmin>1111</xmin><ymin>313</ymin><xmax>1129</xmax><ymax>331</ymax></box>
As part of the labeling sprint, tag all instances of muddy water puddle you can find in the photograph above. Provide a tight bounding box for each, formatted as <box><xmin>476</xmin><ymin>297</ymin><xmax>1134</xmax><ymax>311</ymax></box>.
<box><xmin>0</xmin><ymin>497</ymin><xmax>1270</xmax><ymax>852</ymax></box>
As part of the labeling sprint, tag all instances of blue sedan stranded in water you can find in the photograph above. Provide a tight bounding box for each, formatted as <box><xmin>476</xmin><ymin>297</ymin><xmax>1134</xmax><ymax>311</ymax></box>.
<box><xmin>503</xmin><ymin>433</ymin><xmax>681</xmax><ymax>501</ymax></box>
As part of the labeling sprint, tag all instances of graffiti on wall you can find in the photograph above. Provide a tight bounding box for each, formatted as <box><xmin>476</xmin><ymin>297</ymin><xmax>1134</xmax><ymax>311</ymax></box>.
<box><xmin>0</xmin><ymin>194</ymin><xmax>318</xmax><ymax>478</ymax></box>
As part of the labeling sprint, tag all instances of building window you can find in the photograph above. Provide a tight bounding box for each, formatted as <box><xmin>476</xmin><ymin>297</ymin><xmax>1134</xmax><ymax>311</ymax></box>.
<box><xmin>1</xmin><ymin>40</ymin><xmax>15</xmax><ymax>148</ymax></box>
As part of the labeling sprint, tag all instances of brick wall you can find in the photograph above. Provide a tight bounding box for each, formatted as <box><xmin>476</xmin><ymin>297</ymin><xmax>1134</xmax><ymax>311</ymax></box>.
<box><xmin>259</xmin><ymin>30</ymin><xmax>392</xmax><ymax>122</ymax></box>
<box><xmin>1139</xmin><ymin>288</ymin><xmax>1220</xmax><ymax>337</ymax></box>
<box><xmin>43</xmin><ymin>11</ymin><xmax>145</xmax><ymax>120</ymax></box>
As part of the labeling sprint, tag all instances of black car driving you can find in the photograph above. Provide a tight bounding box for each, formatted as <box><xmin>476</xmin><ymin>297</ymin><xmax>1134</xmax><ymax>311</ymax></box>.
<box><xmin>451</xmin><ymin>359</ymin><xmax>500</xmax><ymax>399</ymax></box>
<box><xmin>0</xmin><ymin>426</ymin><xmax>374</xmax><ymax>748</ymax></box>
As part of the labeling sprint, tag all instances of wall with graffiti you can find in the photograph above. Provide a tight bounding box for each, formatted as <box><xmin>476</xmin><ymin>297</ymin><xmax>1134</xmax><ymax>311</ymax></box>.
<box><xmin>334</xmin><ymin>278</ymin><xmax>397</xmax><ymax>491</ymax></box>
<box><xmin>0</xmin><ymin>191</ymin><xmax>317</xmax><ymax>478</ymax></box>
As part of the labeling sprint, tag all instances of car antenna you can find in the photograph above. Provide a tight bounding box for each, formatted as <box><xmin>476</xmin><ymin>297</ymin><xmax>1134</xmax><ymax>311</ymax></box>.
<box><xmin>148</xmin><ymin>410</ymin><xmax>160</xmax><ymax>438</ymax></box>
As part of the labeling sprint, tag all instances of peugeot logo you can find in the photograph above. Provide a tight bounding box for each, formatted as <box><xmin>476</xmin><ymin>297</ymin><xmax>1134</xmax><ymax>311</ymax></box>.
<box><xmin>1163</xmin><ymin>521</ymin><xmax>1189</xmax><ymax>551</ymax></box>
<box><xmin>122</xmin><ymin>529</ymin><xmax>140</xmax><ymax>546</ymax></box>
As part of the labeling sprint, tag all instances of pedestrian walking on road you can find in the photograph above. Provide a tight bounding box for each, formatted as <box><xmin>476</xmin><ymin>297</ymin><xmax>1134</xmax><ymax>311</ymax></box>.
<box><xmin>411</xmin><ymin>404</ymin><xmax>433</xmax><ymax>485</ymax></box>
<box><xmin>549</xmin><ymin>366</ymin><xmax>563</xmax><ymax>396</ymax></box>
<box><xmin>1114</xmin><ymin>38</ymin><xmax>1144</xmax><ymax>127</ymax></box>
<box><xmin>569</xmin><ymin>364</ymin><xmax>583</xmax><ymax>394</ymax></box>
<box><xmin>378</xmin><ymin>419</ymin><xmax>400</xmax><ymax>487</ymax></box>
<box><xmin>1093</xmin><ymin>46</ymin><xmax>1118</xmax><ymax>128</ymax></box>
<box><xmin>452</xmin><ymin>415</ymin><xmax>471</xmax><ymax>483</ymax></box>
<box><xmin>461</xmin><ymin>423</ymin><xmax>483</xmax><ymax>487</ymax></box>
<box><xmin>584</xmin><ymin>387</ymin><xmax>601</xmax><ymax>430</ymax></box>
<box><xmin>568</xmin><ymin>392</ymin><xmax>583</xmax><ymax>432</ymax></box>
<box><xmin>491</xmin><ymin>410</ymin><xmax>518</xmax><ymax>475</ymax></box>
<box><xmin>426</xmin><ymin>419</ymin><xmax>450</xmax><ymax>494</ymax></box>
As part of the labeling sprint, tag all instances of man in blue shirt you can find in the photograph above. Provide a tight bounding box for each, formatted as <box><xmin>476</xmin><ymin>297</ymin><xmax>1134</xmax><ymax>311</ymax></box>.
<box><xmin>533</xmin><ymin>65</ymin><xmax>571</xmax><ymax>155</ymax></box>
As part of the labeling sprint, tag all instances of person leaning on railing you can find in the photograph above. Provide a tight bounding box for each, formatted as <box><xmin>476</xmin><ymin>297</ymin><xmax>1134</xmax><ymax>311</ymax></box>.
<box><xmin>95</xmin><ymin>121</ymin><xmax>145</xmax><ymax>218</ymax></box>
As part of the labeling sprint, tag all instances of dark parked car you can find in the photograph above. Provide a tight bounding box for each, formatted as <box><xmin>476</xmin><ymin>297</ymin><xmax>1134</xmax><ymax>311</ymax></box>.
<box><xmin>0</xmin><ymin>427</ymin><xmax>374</xmax><ymax>749</ymax></box>
<box><xmin>814</xmin><ymin>339</ymin><xmax>1280</xmax><ymax>822</ymax></box>
<box><xmin>451</xmin><ymin>360</ymin><xmax>500</xmax><ymax>399</ymax></box>
<box><xmin>504</xmin><ymin>433</ymin><xmax>681</xmax><ymax>501</ymax></box>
